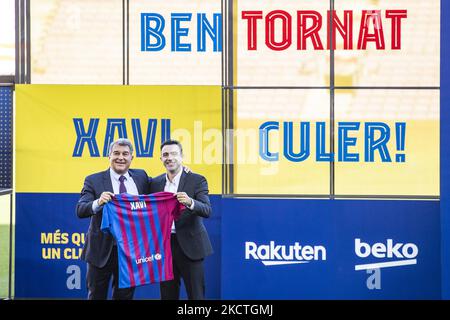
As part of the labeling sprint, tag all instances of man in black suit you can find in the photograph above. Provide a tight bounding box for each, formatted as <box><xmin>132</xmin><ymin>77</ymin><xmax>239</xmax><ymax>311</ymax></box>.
<box><xmin>76</xmin><ymin>138</ymin><xmax>149</xmax><ymax>300</ymax></box>
<box><xmin>150</xmin><ymin>139</ymin><xmax>213</xmax><ymax>300</ymax></box>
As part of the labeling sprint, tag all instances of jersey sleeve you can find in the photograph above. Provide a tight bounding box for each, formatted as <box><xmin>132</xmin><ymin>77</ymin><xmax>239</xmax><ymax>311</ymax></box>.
<box><xmin>100</xmin><ymin>202</ymin><xmax>112</xmax><ymax>234</ymax></box>
<box><xmin>151</xmin><ymin>191</ymin><xmax>185</xmax><ymax>220</ymax></box>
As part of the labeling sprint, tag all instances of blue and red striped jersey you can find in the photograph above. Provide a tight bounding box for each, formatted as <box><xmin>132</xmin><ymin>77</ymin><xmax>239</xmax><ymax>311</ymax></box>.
<box><xmin>101</xmin><ymin>192</ymin><xmax>184</xmax><ymax>288</ymax></box>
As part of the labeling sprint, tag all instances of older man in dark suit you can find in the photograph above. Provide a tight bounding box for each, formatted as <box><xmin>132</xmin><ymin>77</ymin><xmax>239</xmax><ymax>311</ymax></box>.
<box><xmin>150</xmin><ymin>139</ymin><xmax>213</xmax><ymax>300</ymax></box>
<box><xmin>76</xmin><ymin>138</ymin><xmax>150</xmax><ymax>300</ymax></box>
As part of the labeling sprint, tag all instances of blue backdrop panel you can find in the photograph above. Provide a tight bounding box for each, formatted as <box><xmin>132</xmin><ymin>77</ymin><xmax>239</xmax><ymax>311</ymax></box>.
<box><xmin>440</xmin><ymin>0</ymin><xmax>450</xmax><ymax>299</ymax></box>
<box><xmin>15</xmin><ymin>193</ymin><xmax>221</xmax><ymax>299</ymax></box>
<box><xmin>221</xmin><ymin>198</ymin><xmax>440</xmax><ymax>299</ymax></box>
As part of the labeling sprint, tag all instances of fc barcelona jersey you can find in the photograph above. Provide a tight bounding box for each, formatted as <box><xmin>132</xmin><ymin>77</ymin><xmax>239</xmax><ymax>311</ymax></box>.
<box><xmin>101</xmin><ymin>192</ymin><xmax>184</xmax><ymax>288</ymax></box>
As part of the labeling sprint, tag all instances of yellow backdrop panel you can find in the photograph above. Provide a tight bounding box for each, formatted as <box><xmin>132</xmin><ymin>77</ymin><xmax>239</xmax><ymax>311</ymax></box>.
<box><xmin>15</xmin><ymin>85</ymin><xmax>222</xmax><ymax>194</ymax></box>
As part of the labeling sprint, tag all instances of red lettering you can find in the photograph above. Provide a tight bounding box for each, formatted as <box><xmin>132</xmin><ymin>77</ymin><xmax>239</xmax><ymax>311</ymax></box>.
<box><xmin>297</xmin><ymin>11</ymin><xmax>324</xmax><ymax>50</ymax></box>
<box><xmin>265</xmin><ymin>10</ymin><xmax>292</xmax><ymax>51</ymax></box>
<box><xmin>242</xmin><ymin>11</ymin><xmax>263</xmax><ymax>50</ymax></box>
<box><xmin>241</xmin><ymin>9</ymin><xmax>406</xmax><ymax>51</ymax></box>
<box><xmin>327</xmin><ymin>10</ymin><xmax>353</xmax><ymax>50</ymax></box>
<box><xmin>357</xmin><ymin>10</ymin><xmax>385</xmax><ymax>50</ymax></box>
<box><xmin>386</xmin><ymin>10</ymin><xmax>407</xmax><ymax>50</ymax></box>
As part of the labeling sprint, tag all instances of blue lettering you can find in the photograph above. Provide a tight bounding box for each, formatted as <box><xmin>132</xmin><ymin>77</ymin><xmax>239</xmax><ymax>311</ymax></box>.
<box><xmin>197</xmin><ymin>13</ymin><xmax>222</xmax><ymax>52</ymax></box>
<box><xmin>141</xmin><ymin>13</ymin><xmax>166</xmax><ymax>51</ymax></box>
<box><xmin>338</xmin><ymin>122</ymin><xmax>360</xmax><ymax>162</ymax></box>
<box><xmin>259</xmin><ymin>121</ymin><xmax>279</xmax><ymax>161</ymax></box>
<box><xmin>161</xmin><ymin>119</ymin><xmax>171</xmax><ymax>143</ymax></box>
<box><xmin>316</xmin><ymin>122</ymin><xmax>333</xmax><ymax>162</ymax></box>
<box><xmin>283</xmin><ymin>122</ymin><xmax>310</xmax><ymax>162</ymax></box>
<box><xmin>131</xmin><ymin>119</ymin><xmax>157</xmax><ymax>157</ymax></box>
<box><xmin>72</xmin><ymin>118</ymin><xmax>100</xmax><ymax>157</ymax></box>
<box><xmin>258</xmin><ymin>121</ymin><xmax>404</xmax><ymax>163</ymax></box>
<box><xmin>395</xmin><ymin>122</ymin><xmax>406</xmax><ymax>162</ymax></box>
<box><xmin>365</xmin><ymin>122</ymin><xmax>391</xmax><ymax>162</ymax></box>
<box><xmin>103</xmin><ymin>119</ymin><xmax>128</xmax><ymax>157</ymax></box>
<box><xmin>171</xmin><ymin>13</ymin><xmax>192</xmax><ymax>51</ymax></box>
<box><xmin>72</xmin><ymin>118</ymin><xmax>172</xmax><ymax>158</ymax></box>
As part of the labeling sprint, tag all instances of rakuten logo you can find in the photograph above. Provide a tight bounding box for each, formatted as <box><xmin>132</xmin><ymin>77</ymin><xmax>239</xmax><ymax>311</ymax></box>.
<box><xmin>245</xmin><ymin>241</ymin><xmax>326</xmax><ymax>266</ymax></box>
<box><xmin>354</xmin><ymin>238</ymin><xmax>418</xmax><ymax>270</ymax></box>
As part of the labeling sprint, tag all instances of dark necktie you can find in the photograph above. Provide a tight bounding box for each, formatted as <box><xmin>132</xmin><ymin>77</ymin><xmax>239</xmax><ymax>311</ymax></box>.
<box><xmin>119</xmin><ymin>175</ymin><xmax>127</xmax><ymax>193</ymax></box>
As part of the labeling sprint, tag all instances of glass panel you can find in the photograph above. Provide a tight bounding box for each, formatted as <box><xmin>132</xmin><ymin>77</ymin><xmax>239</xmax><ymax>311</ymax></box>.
<box><xmin>236</xmin><ymin>0</ymin><xmax>330</xmax><ymax>87</ymax></box>
<box><xmin>31</xmin><ymin>0</ymin><xmax>123</xmax><ymax>84</ymax></box>
<box><xmin>234</xmin><ymin>89</ymin><xmax>330</xmax><ymax>195</ymax></box>
<box><xmin>0</xmin><ymin>0</ymin><xmax>15</xmax><ymax>75</ymax></box>
<box><xmin>334</xmin><ymin>89</ymin><xmax>439</xmax><ymax>196</ymax></box>
<box><xmin>0</xmin><ymin>194</ymin><xmax>12</xmax><ymax>298</ymax></box>
<box><xmin>129</xmin><ymin>0</ymin><xmax>221</xmax><ymax>85</ymax></box>
<box><xmin>334</xmin><ymin>0</ymin><xmax>439</xmax><ymax>87</ymax></box>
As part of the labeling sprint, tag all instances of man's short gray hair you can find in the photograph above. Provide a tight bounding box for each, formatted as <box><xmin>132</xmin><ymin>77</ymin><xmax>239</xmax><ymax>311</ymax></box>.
<box><xmin>109</xmin><ymin>138</ymin><xmax>134</xmax><ymax>155</ymax></box>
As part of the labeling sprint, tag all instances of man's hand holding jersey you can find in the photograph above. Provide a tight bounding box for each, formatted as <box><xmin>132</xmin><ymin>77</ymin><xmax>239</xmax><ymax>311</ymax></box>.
<box><xmin>98</xmin><ymin>191</ymin><xmax>115</xmax><ymax>206</ymax></box>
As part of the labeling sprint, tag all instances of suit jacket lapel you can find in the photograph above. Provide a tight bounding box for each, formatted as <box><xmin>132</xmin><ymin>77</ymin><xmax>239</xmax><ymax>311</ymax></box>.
<box><xmin>177</xmin><ymin>171</ymin><xmax>187</xmax><ymax>192</ymax></box>
<box><xmin>130</xmin><ymin>169</ymin><xmax>143</xmax><ymax>194</ymax></box>
<box><xmin>103</xmin><ymin>169</ymin><xmax>114</xmax><ymax>193</ymax></box>
<box><xmin>157</xmin><ymin>175</ymin><xmax>166</xmax><ymax>192</ymax></box>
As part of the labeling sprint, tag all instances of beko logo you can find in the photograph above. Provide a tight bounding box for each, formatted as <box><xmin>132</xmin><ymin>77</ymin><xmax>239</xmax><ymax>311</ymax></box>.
<box><xmin>354</xmin><ymin>238</ymin><xmax>418</xmax><ymax>270</ymax></box>
<box><xmin>245</xmin><ymin>241</ymin><xmax>327</xmax><ymax>266</ymax></box>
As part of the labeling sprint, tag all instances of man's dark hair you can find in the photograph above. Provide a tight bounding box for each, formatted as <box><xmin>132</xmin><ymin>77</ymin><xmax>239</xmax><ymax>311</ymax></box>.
<box><xmin>108</xmin><ymin>138</ymin><xmax>134</xmax><ymax>155</ymax></box>
<box><xmin>160</xmin><ymin>139</ymin><xmax>183</xmax><ymax>155</ymax></box>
